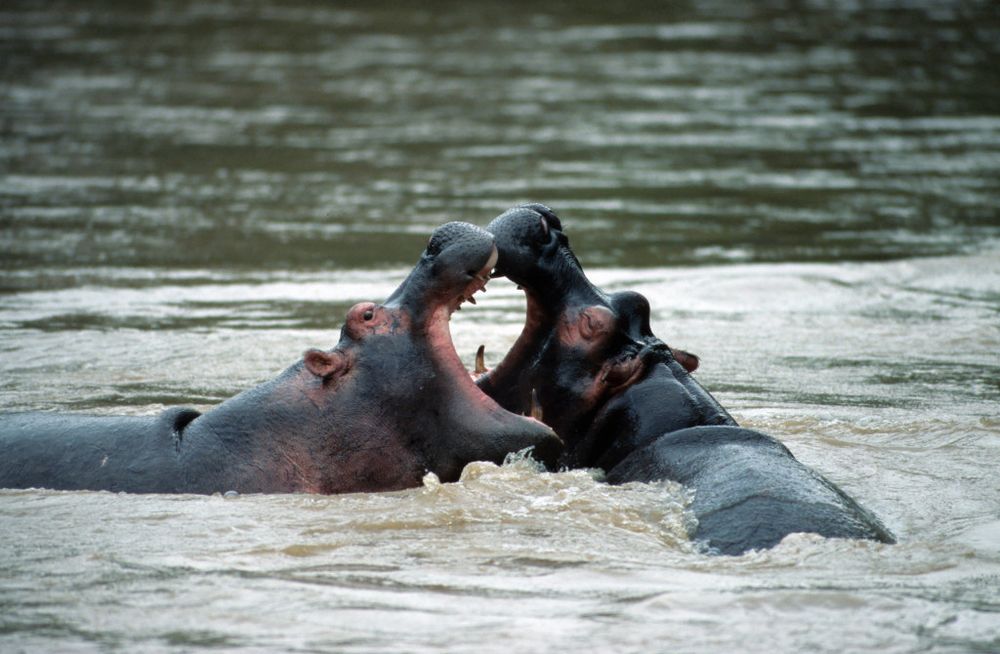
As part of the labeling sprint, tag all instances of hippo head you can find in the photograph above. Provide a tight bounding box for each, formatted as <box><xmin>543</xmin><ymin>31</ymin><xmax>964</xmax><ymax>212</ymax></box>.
<box><xmin>477</xmin><ymin>205</ymin><xmax>702</xmax><ymax>469</ymax></box>
<box><xmin>292</xmin><ymin>221</ymin><xmax>561</xmax><ymax>493</ymax></box>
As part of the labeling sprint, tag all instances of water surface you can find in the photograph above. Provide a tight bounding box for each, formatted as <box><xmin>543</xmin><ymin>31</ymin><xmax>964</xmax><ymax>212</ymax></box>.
<box><xmin>1</xmin><ymin>1</ymin><xmax>999</xmax><ymax>652</ymax></box>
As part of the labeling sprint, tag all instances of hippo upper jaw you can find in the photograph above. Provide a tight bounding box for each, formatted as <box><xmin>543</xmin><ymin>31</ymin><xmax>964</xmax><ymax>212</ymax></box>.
<box><xmin>487</xmin><ymin>203</ymin><xmax>602</xmax><ymax>313</ymax></box>
<box><xmin>423</xmin><ymin>297</ymin><xmax>562</xmax><ymax>477</ymax></box>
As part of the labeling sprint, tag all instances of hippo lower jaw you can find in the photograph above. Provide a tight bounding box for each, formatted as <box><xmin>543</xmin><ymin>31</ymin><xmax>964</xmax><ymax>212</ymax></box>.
<box><xmin>423</xmin><ymin>248</ymin><xmax>563</xmax><ymax>473</ymax></box>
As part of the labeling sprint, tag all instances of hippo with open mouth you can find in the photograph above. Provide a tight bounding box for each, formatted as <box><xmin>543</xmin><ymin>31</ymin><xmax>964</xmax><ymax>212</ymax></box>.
<box><xmin>0</xmin><ymin>222</ymin><xmax>561</xmax><ymax>494</ymax></box>
<box><xmin>477</xmin><ymin>204</ymin><xmax>894</xmax><ymax>555</ymax></box>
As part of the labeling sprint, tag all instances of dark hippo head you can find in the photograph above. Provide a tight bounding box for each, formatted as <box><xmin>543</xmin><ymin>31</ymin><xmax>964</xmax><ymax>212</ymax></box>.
<box><xmin>477</xmin><ymin>205</ymin><xmax>710</xmax><ymax>470</ymax></box>
<box><xmin>474</xmin><ymin>207</ymin><xmax>897</xmax><ymax>555</ymax></box>
<box><xmin>287</xmin><ymin>221</ymin><xmax>561</xmax><ymax>492</ymax></box>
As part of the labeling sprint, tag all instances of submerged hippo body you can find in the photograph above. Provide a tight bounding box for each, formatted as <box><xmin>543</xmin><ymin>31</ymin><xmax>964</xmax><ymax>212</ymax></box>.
<box><xmin>0</xmin><ymin>222</ymin><xmax>560</xmax><ymax>495</ymax></box>
<box><xmin>606</xmin><ymin>427</ymin><xmax>893</xmax><ymax>554</ymax></box>
<box><xmin>478</xmin><ymin>204</ymin><xmax>893</xmax><ymax>555</ymax></box>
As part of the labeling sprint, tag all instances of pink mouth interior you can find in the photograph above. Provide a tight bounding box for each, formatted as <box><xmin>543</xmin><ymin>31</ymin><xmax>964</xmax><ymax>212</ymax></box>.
<box><xmin>425</xmin><ymin>247</ymin><xmax>532</xmax><ymax>419</ymax></box>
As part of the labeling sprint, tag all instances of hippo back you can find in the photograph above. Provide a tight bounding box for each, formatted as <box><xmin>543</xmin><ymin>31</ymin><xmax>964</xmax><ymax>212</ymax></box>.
<box><xmin>607</xmin><ymin>425</ymin><xmax>896</xmax><ymax>555</ymax></box>
<box><xmin>0</xmin><ymin>408</ymin><xmax>199</xmax><ymax>493</ymax></box>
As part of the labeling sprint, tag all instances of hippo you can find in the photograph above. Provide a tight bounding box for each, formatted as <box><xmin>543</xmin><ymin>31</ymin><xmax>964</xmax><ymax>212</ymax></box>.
<box><xmin>476</xmin><ymin>204</ymin><xmax>894</xmax><ymax>555</ymax></box>
<box><xmin>0</xmin><ymin>222</ymin><xmax>561</xmax><ymax>495</ymax></box>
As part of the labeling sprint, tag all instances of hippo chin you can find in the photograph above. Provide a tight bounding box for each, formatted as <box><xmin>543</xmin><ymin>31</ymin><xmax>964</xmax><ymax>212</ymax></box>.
<box><xmin>0</xmin><ymin>222</ymin><xmax>561</xmax><ymax>495</ymax></box>
<box><xmin>477</xmin><ymin>204</ymin><xmax>894</xmax><ymax>555</ymax></box>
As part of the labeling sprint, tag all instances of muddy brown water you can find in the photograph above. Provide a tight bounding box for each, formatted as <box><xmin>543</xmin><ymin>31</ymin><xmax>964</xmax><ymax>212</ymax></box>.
<box><xmin>2</xmin><ymin>2</ymin><xmax>999</xmax><ymax>652</ymax></box>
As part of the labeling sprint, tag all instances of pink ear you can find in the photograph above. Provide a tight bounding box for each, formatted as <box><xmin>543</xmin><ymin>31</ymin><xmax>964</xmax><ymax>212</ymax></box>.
<box><xmin>672</xmin><ymin>348</ymin><xmax>700</xmax><ymax>373</ymax></box>
<box><xmin>304</xmin><ymin>349</ymin><xmax>345</xmax><ymax>378</ymax></box>
<box><xmin>578</xmin><ymin>306</ymin><xmax>614</xmax><ymax>341</ymax></box>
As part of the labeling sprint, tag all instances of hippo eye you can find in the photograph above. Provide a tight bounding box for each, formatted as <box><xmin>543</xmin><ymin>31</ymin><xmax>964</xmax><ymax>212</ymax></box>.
<box><xmin>363</xmin><ymin>309</ymin><xmax>374</xmax><ymax>321</ymax></box>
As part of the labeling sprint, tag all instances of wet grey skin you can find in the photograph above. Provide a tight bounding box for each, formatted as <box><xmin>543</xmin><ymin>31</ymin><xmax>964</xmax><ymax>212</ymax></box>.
<box><xmin>477</xmin><ymin>204</ymin><xmax>894</xmax><ymax>555</ymax></box>
<box><xmin>0</xmin><ymin>222</ymin><xmax>561</xmax><ymax>495</ymax></box>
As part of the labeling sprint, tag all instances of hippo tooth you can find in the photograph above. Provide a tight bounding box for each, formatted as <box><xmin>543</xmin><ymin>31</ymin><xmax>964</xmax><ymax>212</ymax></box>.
<box><xmin>529</xmin><ymin>388</ymin><xmax>543</xmax><ymax>422</ymax></box>
<box><xmin>474</xmin><ymin>345</ymin><xmax>486</xmax><ymax>374</ymax></box>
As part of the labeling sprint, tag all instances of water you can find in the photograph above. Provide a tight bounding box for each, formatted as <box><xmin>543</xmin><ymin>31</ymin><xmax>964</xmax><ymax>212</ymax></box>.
<box><xmin>1</xmin><ymin>1</ymin><xmax>999</xmax><ymax>652</ymax></box>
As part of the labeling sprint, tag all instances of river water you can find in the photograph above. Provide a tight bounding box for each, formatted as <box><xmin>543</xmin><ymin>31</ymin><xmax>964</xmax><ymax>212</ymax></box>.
<box><xmin>1</xmin><ymin>1</ymin><xmax>999</xmax><ymax>652</ymax></box>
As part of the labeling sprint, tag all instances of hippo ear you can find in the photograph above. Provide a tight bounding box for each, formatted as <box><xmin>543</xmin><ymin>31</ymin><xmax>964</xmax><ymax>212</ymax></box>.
<box><xmin>304</xmin><ymin>349</ymin><xmax>346</xmax><ymax>379</ymax></box>
<box><xmin>671</xmin><ymin>348</ymin><xmax>700</xmax><ymax>373</ymax></box>
<box><xmin>578</xmin><ymin>306</ymin><xmax>615</xmax><ymax>342</ymax></box>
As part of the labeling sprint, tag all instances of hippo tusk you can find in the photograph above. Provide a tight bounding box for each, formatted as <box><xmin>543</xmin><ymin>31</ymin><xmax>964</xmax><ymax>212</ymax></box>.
<box><xmin>529</xmin><ymin>388</ymin><xmax>544</xmax><ymax>422</ymax></box>
<box><xmin>475</xmin><ymin>345</ymin><xmax>487</xmax><ymax>375</ymax></box>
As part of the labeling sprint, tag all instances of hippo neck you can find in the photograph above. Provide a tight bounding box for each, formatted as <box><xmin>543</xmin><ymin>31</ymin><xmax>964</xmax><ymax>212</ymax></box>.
<box><xmin>384</xmin><ymin>257</ymin><xmax>437</xmax><ymax>323</ymax></box>
<box><xmin>422</xmin><ymin>302</ymin><xmax>510</xmax><ymax>418</ymax></box>
<box><xmin>175</xmin><ymin>363</ymin><xmax>334</xmax><ymax>493</ymax></box>
<box><xmin>526</xmin><ymin>254</ymin><xmax>608</xmax><ymax>320</ymax></box>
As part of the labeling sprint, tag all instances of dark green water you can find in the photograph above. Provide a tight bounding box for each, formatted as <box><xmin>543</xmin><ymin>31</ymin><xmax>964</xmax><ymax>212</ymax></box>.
<box><xmin>1</xmin><ymin>2</ymin><xmax>999</xmax><ymax>652</ymax></box>
<box><xmin>3</xmin><ymin>0</ymin><xmax>999</xmax><ymax>276</ymax></box>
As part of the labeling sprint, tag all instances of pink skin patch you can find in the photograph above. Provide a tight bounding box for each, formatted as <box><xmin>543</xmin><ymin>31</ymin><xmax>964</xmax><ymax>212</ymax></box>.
<box><xmin>559</xmin><ymin>304</ymin><xmax>699</xmax><ymax>376</ymax></box>
<box><xmin>672</xmin><ymin>348</ymin><xmax>700</xmax><ymax>373</ymax></box>
<box><xmin>303</xmin><ymin>349</ymin><xmax>349</xmax><ymax>378</ymax></box>
<box><xmin>344</xmin><ymin>302</ymin><xmax>411</xmax><ymax>340</ymax></box>
<box><xmin>557</xmin><ymin>306</ymin><xmax>615</xmax><ymax>348</ymax></box>
<box><xmin>303</xmin><ymin>302</ymin><xmax>410</xmax><ymax>384</ymax></box>
<box><xmin>426</xmin><ymin>247</ymin><xmax>548</xmax><ymax>427</ymax></box>
<box><xmin>555</xmin><ymin>304</ymin><xmax>658</xmax><ymax>411</ymax></box>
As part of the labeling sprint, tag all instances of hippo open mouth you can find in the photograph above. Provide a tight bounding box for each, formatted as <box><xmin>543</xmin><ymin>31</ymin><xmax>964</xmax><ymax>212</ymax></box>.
<box><xmin>384</xmin><ymin>222</ymin><xmax>497</xmax><ymax>382</ymax></box>
<box><xmin>301</xmin><ymin>220</ymin><xmax>563</xmax><ymax>488</ymax></box>
<box><xmin>475</xmin><ymin>204</ymin><xmax>703</xmax><ymax>463</ymax></box>
<box><xmin>475</xmin><ymin>204</ymin><xmax>894</xmax><ymax>555</ymax></box>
